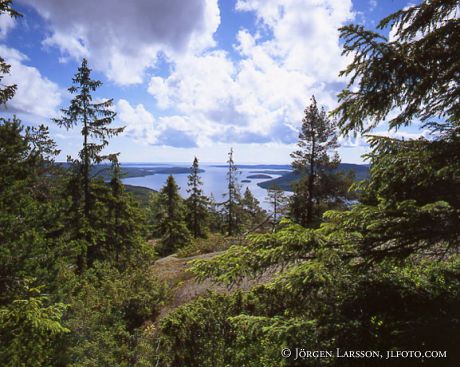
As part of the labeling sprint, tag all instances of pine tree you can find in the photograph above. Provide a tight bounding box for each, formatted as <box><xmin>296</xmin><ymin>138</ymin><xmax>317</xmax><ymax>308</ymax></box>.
<box><xmin>265</xmin><ymin>183</ymin><xmax>289</xmax><ymax>231</ymax></box>
<box><xmin>290</xmin><ymin>96</ymin><xmax>340</xmax><ymax>226</ymax></box>
<box><xmin>154</xmin><ymin>175</ymin><xmax>191</xmax><ymax>255</ymax></box>
<box><xmin>53</xmin><ymin>58</ymin><xmax>124</xmax><ymax>218</ymax></box>
<box><xmin>224</xmin><ymin>148</ymin><xmax>242</xmax><ymax>236</ymax></box>
<box><xmin>185</xmin><ymin>157</ymin><xmax>209</xmax><ymax>238</ymax></box>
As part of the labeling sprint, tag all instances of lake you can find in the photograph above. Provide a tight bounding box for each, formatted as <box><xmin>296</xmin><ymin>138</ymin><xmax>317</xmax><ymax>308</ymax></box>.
<box><xmin>122</xmin><ymin>163</ymin><xmax>288</xmax><ymax>210</ymax></box>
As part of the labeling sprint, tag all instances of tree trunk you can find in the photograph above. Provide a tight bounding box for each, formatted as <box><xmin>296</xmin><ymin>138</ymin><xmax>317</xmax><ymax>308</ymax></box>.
<box><xmin>306</xmin><ymin>134</ymin><xmax>316</xmax><ymax>225</ymax></box>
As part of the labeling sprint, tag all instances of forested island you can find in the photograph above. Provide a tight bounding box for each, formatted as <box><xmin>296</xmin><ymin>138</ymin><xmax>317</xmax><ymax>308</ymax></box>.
<box><xmin>1</xmin><ymin>1</ymin><xmax>459</xmax><ymax>366</ymax></box>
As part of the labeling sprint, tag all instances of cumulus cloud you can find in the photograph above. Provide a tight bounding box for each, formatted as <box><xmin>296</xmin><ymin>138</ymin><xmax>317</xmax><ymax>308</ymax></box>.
<box><xmin>18</xmin><ymin>0</ymin><xmax>220</xmax><ymax>85</ymax></box>
<box><xmin>0</xmin><ymin>45</ymin><xmax>61</xmax><ymax>117</ymax></box>
<box><xmin>17</xmin><ymin>0</ymin><xmax>356</xmax><ymax>148</ymax></box>
<box><xmin>117</xmin><ymin>99</ymin><xmax>157</xmax><ymax>144</ymax></box>
<box><xmin>117</xmin><ymin>99</ymin><xmax>198</xmax><ymax>148</ymax></box>
<box><xmin>147</xmin><ymin>0</ymin><xmax>354</xmax><ymax>147</ymax></box>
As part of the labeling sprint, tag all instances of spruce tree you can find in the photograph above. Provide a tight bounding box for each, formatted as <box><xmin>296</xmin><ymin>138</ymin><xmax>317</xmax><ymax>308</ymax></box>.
<box><xmin>185</xmin><ymin>157</ymin><xmax>209</xmax><ymax>238</ymax></box>
<box><xmin>329</xmin><ymin>0</ymin><xmax>460</xmax><ymax>260</ymax></box>
<box><xmin>333</xmin><ymin>0</ymin><xmax>460</xmax><ymax>136</ymax></box>
<box><xmin>224</xmin><ymin>148</ymin><xmax>242</xmax><ymax>236</ymax></box>
<box><xmin>53</xmin><ymin>58</ymin><xmax>124</xmax><ymax>218</ymax></box>
<box><xmin>290</xmin><ymin>96</ymin><xmax>340</xmax><ymax>226</ymax></box>
<box><xmin>154</xmin><ymin>175</ymin><xmax>191</xmax><ymax>255</ymax></box>
<box><xmin>102</xmin><ymin>158</ymin><xmax>150</xmax><ymax>268</ymax></box>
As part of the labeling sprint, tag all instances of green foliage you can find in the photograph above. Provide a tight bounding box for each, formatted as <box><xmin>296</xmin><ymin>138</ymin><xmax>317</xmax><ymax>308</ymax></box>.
<box><xmin>206</xmin><ymin>193</ymin><xmax>227</xmax><ymax>233</ymax></box>
<box><xmin>124</xmin><ymin>184</ymin><xmax>156</xmax><ymax>207</ymax></box>
<box><xmin>102</xmin><ymin>159</ymin><xmax>153</xmax><ymax>269</ymax></box>
<box><xmin>0</xmin><ymin>117</ymin><xmax>68</xmax><ymax>298</ymax></box>
<box><xmin>2</xmin><ymin>1</ymin><xmax>459</xmax><ymax>365</ymax></box>
<box><xmin>156</xmin><ymin>293</ymin><xmax>245</xmax><ymax>367</ymax></box>
<box><xmin>152</xmin><ymin>175</ymin><xmax>191</xmax><ymax>255</ymax></box>
<box><xmin>0</xmin><ymin>280</ymin><xmax>69</xmax><ymax>367</ymax></box>
<box><xmin>258</xmin><ymin>163</ymin><xmax>369</xmax><ymax>191</ymax></box>
<box><xmin>185</xmin><ymin>157</ymin><xmax>209</xmax><ymax>238</ymax></box>
<box><xmin>289</xmin><ymin>97</ymin><xmax>352</xmax><ymax>227</ymax></box>
<box><xmin>265</xmin><ymin>184</ymin><xmax>289</xmax><ymax>230</ymax></box>
<box><xmin>191</xmin><ymin>219</ymin><xmax>322</xmax><ymax>286</ymax></box>
<box><xmin>0</xmin><ymin>1</ymin><xmax>21</xmax><ymax>105</ymax></box>
<box><xmin>56</xmin><ymin>262</ymin><xmax>168</xmax><ymax>366</ymax></box>
<box><xmin>153</xmin><ymin>4</ymin><xmax>460</xmax><ymax>363</ymax></box>
<box><xmin>224</xmin><ymin>148</ymin><xmax>243</xmax><ymax>235</ymax></box>
<box><xmin>0</xmin><ymin>54</ymin><xmax>166</xmax><ymax>367</ymax></box>
<box><xmin>157</xmin><ymin>221</ymin><xmax>460</xmax><ymax>366</ymax></box>
<box><xmin>53</xmin><ymin>59</ymin><xmax>124</xmax><ymax>264</ymax></box>
<box><xmin>240</xmin><ymin>187</ymin><xmax>268</xmax><ymax>232</ymax></box>
<box><xmin>333</xmin><ymin>0</ymin><xmax>460</xmax><ymax>134</ymax></box>
<box><xmin>176</xmin><ymin>233</ymin><xmax>238</xmax><ymax>258</ymax></box>
<box><xmin>321</xmin><ymin>137</ymin><xmax>460</xmax><ymax>262</ymax></box>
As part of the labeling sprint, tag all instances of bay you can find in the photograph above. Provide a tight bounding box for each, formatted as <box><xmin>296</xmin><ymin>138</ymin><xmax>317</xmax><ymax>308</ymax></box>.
<box><xmin>122</xmin><ymin>163</ymin><xmax>287</xmax><ymax>211</ymax></box>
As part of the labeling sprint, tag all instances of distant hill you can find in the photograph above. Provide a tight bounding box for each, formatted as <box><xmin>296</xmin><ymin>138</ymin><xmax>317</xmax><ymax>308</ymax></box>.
<box><xmin>57</xmin><ymin>163</ymin><xmax>201</xmax><ymax>181</ymax></box>
<box><xmin>258</xmin><ymin>163</ymin><xmax>370</xmax><ymax>192</ymax></box>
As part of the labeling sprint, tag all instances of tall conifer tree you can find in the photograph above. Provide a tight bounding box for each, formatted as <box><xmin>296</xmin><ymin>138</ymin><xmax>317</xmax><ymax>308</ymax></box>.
<box><xmin>185</xmin><ymin>157</ymin><xmax>209</xmax><ymax>238</ymax></box>
<box><xmin>154</xmin><ymin>175</ymin><xmax>191</xmax><ymax>255</ymax></box>
<box><xmin>53</xmin><ymin>59</ymin><xmax>124</xmax><ymax>217</ymax></box>
<box><xmin>224</xmin><ymin>148</ymin><xmax>242</xmax><ymax>236</ymax></box>
<box><xmin>290</xmin><ymin>96</ymin><xmax>339</xmax><ymax>226</ymax></box>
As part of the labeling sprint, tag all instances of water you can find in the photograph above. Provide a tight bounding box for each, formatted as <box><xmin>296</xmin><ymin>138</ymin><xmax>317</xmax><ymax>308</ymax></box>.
<box><xmin>122</xmin><ymin>164</ymin><xmax>287</xmax><ymax>211</ymax></box>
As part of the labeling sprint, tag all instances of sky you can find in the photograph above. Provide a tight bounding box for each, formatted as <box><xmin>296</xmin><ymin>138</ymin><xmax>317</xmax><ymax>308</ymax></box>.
<box><xmin>0</xmin><ymin>0</ymin><xmax>425</xmax><ymax>164</ymax></box>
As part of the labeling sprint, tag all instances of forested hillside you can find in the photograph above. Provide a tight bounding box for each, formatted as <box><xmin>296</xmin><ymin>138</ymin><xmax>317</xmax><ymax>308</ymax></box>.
<box><xmin>258</xmin><ymin>163</ymin><xmax>370</xmax><ymax>191</ymax></box>
<box><xmin>1</xmin><ymin>0</ymin><xmax>459</xmax><ymax>366</ymax></box>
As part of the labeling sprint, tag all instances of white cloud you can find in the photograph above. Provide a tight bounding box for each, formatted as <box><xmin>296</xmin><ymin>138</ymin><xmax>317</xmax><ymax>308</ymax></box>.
<box><xmin>18</xmin><ymin>0</ymin><xmax>220</xmax><ymax>85</ymax></box>
<box><xmin>117</xmin><ymin>99</ymin><xmax>199</xmax><ymax>148</ymax></box>
<box><xmin>236</xmin><ymin>0</ymin><xmax>353</xmax><ymax>82</ymax></box>
<box><xmin>0</xmin><ymin>45</ymin><xmax>61</xmax><ymax>117</ymax></box>
<box><xmin>117</xmin><ymin>99</ymin><xmax>158</xmax><ymax>144</ymax></box>
<box><xmin>16</xmin><ymin>0</ymin><xmax>356</xmax><ymax>149</ymax></box>
<box><xmin>147</xmin><ymin>0</ymin><xmax>354</xmax><ymax>147</ymax></box>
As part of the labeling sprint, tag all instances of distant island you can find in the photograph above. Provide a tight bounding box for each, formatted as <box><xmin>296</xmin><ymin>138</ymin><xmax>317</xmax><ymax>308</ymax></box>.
<box><xmin>248</xmin><ymin>170</ymin><xmax>291</xmax><ymax>175</ymax></box>
<box><xmin>212</xmin><ymin>164</ymin><xmax>291</xmax><ymax>170</ymax></box>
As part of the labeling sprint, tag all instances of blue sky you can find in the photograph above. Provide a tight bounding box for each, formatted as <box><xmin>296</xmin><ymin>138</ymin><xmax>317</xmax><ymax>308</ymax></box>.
<box><xmin>0</xmin><ymin>0</ymin><xmax>423</xmax><ymax>164</ymax></box>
